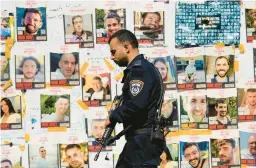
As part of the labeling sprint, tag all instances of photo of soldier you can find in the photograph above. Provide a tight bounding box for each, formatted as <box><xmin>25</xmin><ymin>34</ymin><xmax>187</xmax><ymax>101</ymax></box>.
<box><xmin>63</xmin><ymin>14</ymin><xmax>94</xmax><ymax>48</ymax></box>
<box><xmin>0</xmin><ymin>16</ymin><xmax>14</xmax><ymax>41</ymax></box>
<box><xmin>0</xmin><ymin>51</ymin><xmax>10</xmax><ymax>85</ymax></box>
<box><xmin>1</xmin><ymin>145</ymin><xmax>21</xmax><ymax>168</ymax></box>
<box><xmin>28</xmin><ymin>144</ymin><xmax>58</xmax><ymax>168</ymax></box>
<box><xmin>134</xmin><ymin>11</ymin><xmax>164</xmax><ymax>46</ymax></box>
<box><xmin>180</xmin><ymin>141</ymin><xmax>209</xmax><ymax>168</ymax></box>
<box><xmin>160</xmin><ymin>143</ymin><xmax>179</xmax><ymax>168</ymax></box>
<box><xmin>40</xmin><ymin>94</ymin><xmax>70</xmax><ymax>128</ymax></box>
<box><xmin>238</xmin><ymin>88</ymin><xmax>256</xmax><ymax>122</ymax></box>
<box><xmin>82</xmin><ymin>73</ymin><xmax>111</xmax><ymax>106</ymax></box>
<box><xmin>206</xmin><ymin>55</ymin><xmax>235</xmax><ymax>89</ymax></box>
<box><xmin>16</xmin><ymin>7</ymin><xmax>47</xmax><ymax>41</ymax></box>
<box><xmin>95</xmin><ymin>9</ymin><xmax>125</xmax><ymax>44</ymax></box>
<box><xmin>0</xmin><ymin>96</ymin><xmax>22</xmax><ymax>130</ymax></box>
<box><xmin>240</xmin><ymin>132</ymin><xmax>256</xmax><ymax>166</ymax></box>
<box><xmin>180</xmin><ymin>95</ymin><xmax>208</xmax><ymax>129</ymax></box>
<box><xmin>211</xmin><ymin>138</ymin><xmax>240</xmax><ymax>167</ymax></box>
<box><xmin>245</xmin><ymin>9</ymin><xmax>256</xmax><ymax>43</ymax></box>
<box><xmin>15</xmin><ymin>55</ymin><xmax>45</xmax><ymax>89</ymax></box>
<box><xmin>208</xmin><ymin>97</ymin><xmax>238</xmax><ymax>130</ymax></box>
<box><xmin>176</xmin><ymin>56</ymin><xmax>206</xmax><ymax>90</ymax></box>
<box><xmin>59</xmin><ymin>143</ymin><xmax>88</xmax><ymax>168</ymax></box>
<box><xmin>50</xmin><ymin>52</ymin><xmax>79</xmax><ymax>86</ymax></box>
<box><xmin>148</xmin><ymin>56</ymin><xmax>176</xmax><ymax>90</ymax></box>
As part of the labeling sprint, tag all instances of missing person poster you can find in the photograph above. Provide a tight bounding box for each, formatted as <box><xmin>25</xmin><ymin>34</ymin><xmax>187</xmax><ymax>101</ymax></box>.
<box><xmin>237</xmin><ymin>87</ymin><xmax>256</xmax><ymax>122</ymax></box>
<box><xmin>205</xmin><ymin>47</ymin><xmax>235</xmax><ymax>89</ymax></box>
<box><xmin>50</xmin><ymin>44</ymin><xmax>80</xmax><ymax>86</ymax></box>
<box><xmin>211</xmin><ymin>130</ymin><xmax>240</xmax><ymax>168</ymax></box>
<box><xmin>95</xmin><ymin>8</ymin><xmax>126</xmax><ymax>44</ymax></box>
<box><xmin>0</xmin><ymin>95</ymin><xmax>22</xmax><ymax>130</ymax></box>
<box><xmin>60</xmin><ymin>143</ymin><xmax>89</xmax><ymax>168</ymax></box>
<box><xmin>15</xmin><ymin>55</ymin><xmax>45</xmax><ymax>89</ymax></box>
<box><xmin>208</xmin><ymin>89</ymin><xmax>238</xmax><ymax>130</ymax></box>
<box><xmin>28</xmin><ymin>144</ymin><xmax>58</xmax><ymax>168</ymax></box>
<box><xmin>175</xmin><ymin>1</ymin><xmax>240</xmax><ymax>48</ymax></box>
<box><xmin>16</xmin><ymin>7</ymin><xmax>47</xmax><ymax>41</ymax></box>
<box><xmin>0</xmin><ymin>15</ymin><xmax>14</xmax><ymax>42</ymax></box>
<box><xmin>40</xmin><ymin>94</ymin><xmax>70</xmax><ymax>128</ymax></box>
<box><xmin>63</xmin><ymin>14</ymin><xmax>94</xmax><ymax>48</ymax></box>
<box><xmin>180</xmin><ymin>90</ymin><xmax>208</xmax><ymax>129</ymax></box>
<box><xmin>82</xmin><ymin>73</ymin><xmax>111</xmax><ymax>107</ymax></box>
<box><xmin>1</xmin><ymin>145</ymin><xmax>22</xmax><ymax>168</ymax></box>
<box><xmin>245</xmin><ymin>9</ymin><xmax>256</xmax><ymax>43</ymax></box>
<box><xmin>134</xmin><ymin>11</ymin><xmax>164</xmax><ymax>46</ymax></box>
<box><xmin>0</xmin><ymin>48</ymin><xmax>10</xmax><ymax>86</ymax></box>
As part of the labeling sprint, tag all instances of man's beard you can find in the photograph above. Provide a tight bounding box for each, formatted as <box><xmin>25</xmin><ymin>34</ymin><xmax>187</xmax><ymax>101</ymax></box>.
<box><xmin>217</xmin><ymin>70</ymin><xmax>228</xmax><ymax>78</ymax></box>
<box><xmin>189</xmin><ymin>157</ymin><xmax>201</xmax><ymax>168</ymax></box>
<box><xmin>25</xmin><ymin>24</ymin><xmax>37</xmax><ymax>34</ymax></box>
<box><xmin>114</xmin><ymin>59</ymin><xmax>128</xmax><ymax>67</ymax></box>
<box><xmin>219</xmin><ymin>110</ymin><xmax>227</xmax><ymax>117</ymax></box>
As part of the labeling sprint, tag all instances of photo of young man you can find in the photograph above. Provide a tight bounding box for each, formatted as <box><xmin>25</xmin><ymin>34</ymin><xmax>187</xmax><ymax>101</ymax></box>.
<box><xmin>0</xmin><ymin>52</ymin><xmax>9</xmax><ymax>83</ymax></box>
<box><xmin>41</xmin><ymin>95</ymin><xmax>70</xmax><ymax>127</ymax></box>
<box><xmin>64</xmin><ymin>14</ymin><xmax>94</xmax><ymax>48</ymax></box>
<box><xmin>15</xmin><ymin>56</ymin><xmax>45</xmax><ymax>88</ymax></box>
<box><xmin>245</xmin><ymin>9</ymin><xmax>256</xmax><ymax>43</ymax></box>
<box><xmin>16</xmin><ymin>7</ymin><xmax>47</xmax><ymax>41</ymax></box>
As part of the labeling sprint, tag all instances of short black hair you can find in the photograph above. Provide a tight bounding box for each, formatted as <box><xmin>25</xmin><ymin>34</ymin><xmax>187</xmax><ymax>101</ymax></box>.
<box><xmin>217</xmin><ymin>139</ymin><xmax>236</xmax><ymax>149</ymax></box>
<box><xmin>23</xmin><ymin>8</ymin><xmax>42</xmax><ymax>20</ymax></box>
<box><xmin>1</xmin><ymin>159</ymin><xmax>12</xmax><ymax>166</ymax></box>
<box><xmin>183</xmin><ymin>142</ymin><xmax>200</xmax><ymax>153</ymax></box>
<box><xmin>39</xmin><ymin>146</ymin><xmax>45</xmax><ymax>152</ymax></box>
<box><xmin>142</xmin><ymin>12</ymin><xmax>161</xmax><ymax>21</ymax></box>
<box><xmin>65</xmin><ymin>144</ymin><xmax>81</xmax><ymax>153</ymax></box>
<box><xmin>108</xmin><ymin>29</ymin><xmax>138</xmax><ymax>48</ymax></box>
<box><xmin>215</xmin><ymin>99</ymin><xmax>227</xmax><ymax>108</ymax></box>
<box><xmin>19</xmin><ymin>56</ymin><xmax>41</xmax><ymax>75</ymax></box>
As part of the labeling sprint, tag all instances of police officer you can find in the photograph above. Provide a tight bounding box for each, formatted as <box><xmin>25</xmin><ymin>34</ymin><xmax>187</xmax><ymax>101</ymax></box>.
<box><xmin>105</xmin><ymin>29</ymin><xmax>165</xmax><ymax>168</ymax></box>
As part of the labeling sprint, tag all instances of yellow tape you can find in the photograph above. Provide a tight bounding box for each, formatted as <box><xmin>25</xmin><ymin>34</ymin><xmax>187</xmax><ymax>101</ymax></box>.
<box><xmin>104</xmin><ymin>58</ymin><xmax>115</xmax><ymax>71</ymax></box>
<box><xmin>165</xmin><ymin>131</ymin><xmax>179</xmax><ymax>137</ymax></box>
<box><xmin>239</xmin><ymin>44</ymin><xmax>245</xmax><ymax>53</ymax></box>
<box><xmin>232</xmin><ymin>44</ymin><xmax>236</xmax><ymax>53</ymax></box>
<box><xmin>5</xmin><ymin>39</ymin><xmax>14</xmax><ymax>59</ymax></box>
<box><xmin>215</xmin><ymin>42</ymin><xmax>225</xmax><ymax>48</ymax></box>
<box><xmin>46</xmin><ymin>83</ymin><xmax>51</xmax><ymax>88</ymax></box>
<box><xmin>19</xmin><ymin>145</ymin><xmax>25</xmax><ymax>151</ymax></box>
<box><xmin>234</xmin><ymin>60</ymin><xmax>239</xmax><ymax>72</ymax></box>
<box><xmin>9</xmin><ymin>16</ymin><xmax>15</xmax><ymax>40</ymax></box>
<box><xmin>77</xmin><ymin>99</ymin><xmax>89</xmax><ymax>110</ymax></box>
<box><xmin>21</xmin><ymin>92</ymin><xmax>26</xmax><ymax>118</ymax></box>
<box><xmin>2</xmin><ymin>79</ymin><xmax>12</xmax><ymax>90</ymax></box>
<box><xmin>80</xmin><ymin>62</ymin><xmax>89</xmax><ymax>75</ymax></box>
<box><xmin>48</xmin><ymin>127</ymin><xmax>67</xmax><ymax>132</ymax></box>
<box><xmin>25</xmin><ymin>133</ymin><xmax>30</xmax><ymax>142</ymax></box>
<box><xmin>60</xmin><ymin>86</ymin><xmax>73</xmax><ymax>89</ymax></box>
<box><xmin>241</xmin><ymin>164</ymin><xmax>247</xmax><ymax>168</ymax></box>
<box><xmin>115</xmin><ymin>72</ymin><xmax>124</xmax><ymax>81</ymax></box>
<box><xmin>4</xmin><ymin>141</ymin><xmax>10</xmax><ymax>145</ymax></box>
<box><xmin>178</xmin><ymin>130</ymin><xmax>212</xmax><ymax>135</ymax></box>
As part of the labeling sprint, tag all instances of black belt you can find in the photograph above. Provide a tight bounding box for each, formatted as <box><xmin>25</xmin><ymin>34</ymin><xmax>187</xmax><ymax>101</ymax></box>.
<box><xmin>125</xmin><ymin>128</ymin><xmax>151</xmax><ymax>139</ymax></box>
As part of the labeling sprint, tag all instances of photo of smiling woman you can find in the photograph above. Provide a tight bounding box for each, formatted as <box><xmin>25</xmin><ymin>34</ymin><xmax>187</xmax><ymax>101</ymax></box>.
<box><xmin>151</xmin><ymin>56</ymin><xmax>176</xmax><ymax>90</ymax></box>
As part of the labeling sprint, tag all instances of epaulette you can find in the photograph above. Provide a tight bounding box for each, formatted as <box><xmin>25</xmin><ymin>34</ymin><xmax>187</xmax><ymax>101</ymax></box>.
<box><xmin>131</xmin><ymin>60</ymin><xmax>142</xmax><ymax>68</ymax></box>
<box><xmin>130</xmin><ymin>60</ymin><xmax>143</xmax><ymax>77</ymax></box>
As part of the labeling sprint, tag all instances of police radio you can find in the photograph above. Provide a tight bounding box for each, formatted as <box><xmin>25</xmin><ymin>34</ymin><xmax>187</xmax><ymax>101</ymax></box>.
<box><xmin>94</xmin><ymin>95</ymin><xmax>123</xmax><ymax>161</ymax></box>
<box><xmin>150</xmin><ymin>65</ymin><xmax>165</xmax><ymax>143</ymax></box>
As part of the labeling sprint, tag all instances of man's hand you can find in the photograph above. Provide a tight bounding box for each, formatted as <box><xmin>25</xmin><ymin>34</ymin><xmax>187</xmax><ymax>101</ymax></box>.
<box><xmin>105</xmin><ymin>115</ymin><xmax>111</xmax><ymax>128</ymax></box>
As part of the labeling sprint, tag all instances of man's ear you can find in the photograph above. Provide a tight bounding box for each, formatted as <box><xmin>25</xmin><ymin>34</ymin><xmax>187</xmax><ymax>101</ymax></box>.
<box><xmin>39</xmin><ymin>21</ymin><xmax>43</xmax><ymax>29</ymax></box>
<box><xmin>124</xmin><ymin>44</ymin><xmax>130</xmax><ymax>54</ymax></box>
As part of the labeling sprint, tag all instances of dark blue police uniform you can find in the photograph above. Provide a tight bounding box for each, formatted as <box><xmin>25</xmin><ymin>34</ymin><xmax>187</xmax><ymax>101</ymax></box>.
<box><xmin>109</xmin><ymin>54</ymin><xmax>165</xmax><ymax>168</ymax></box>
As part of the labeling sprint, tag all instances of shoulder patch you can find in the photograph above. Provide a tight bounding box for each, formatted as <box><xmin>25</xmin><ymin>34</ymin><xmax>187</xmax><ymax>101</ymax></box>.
<box><xmin>129</xmin><ymin>80</ymin><xmax>144</xmax><ymax>96</ymax></box>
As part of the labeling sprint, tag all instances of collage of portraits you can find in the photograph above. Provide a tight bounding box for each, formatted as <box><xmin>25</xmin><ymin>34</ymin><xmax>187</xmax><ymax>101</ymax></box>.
<box><xmin>0</xmin><ymin>0</ymin><xmax>256</xmax><ymax>168</ymax></box>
